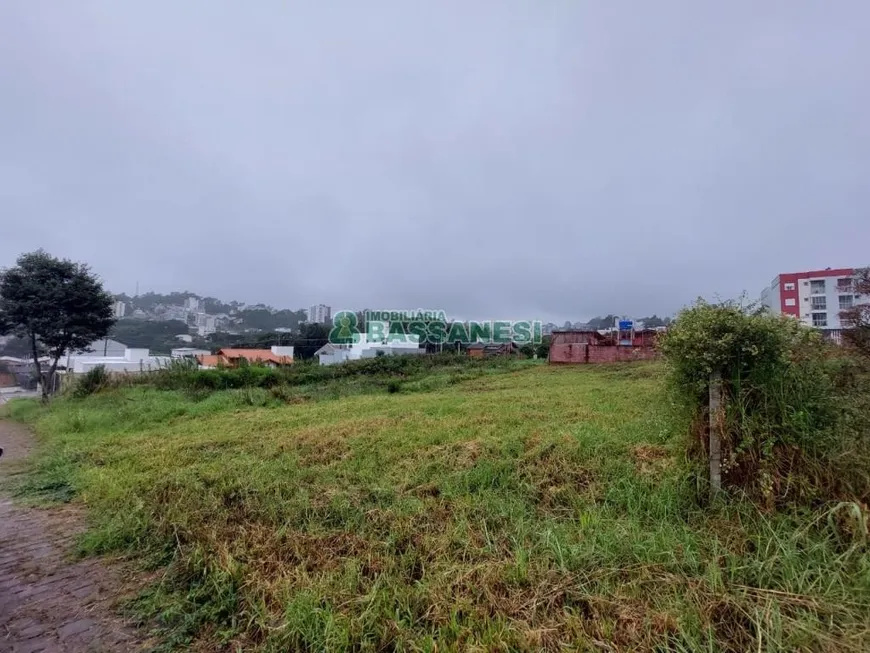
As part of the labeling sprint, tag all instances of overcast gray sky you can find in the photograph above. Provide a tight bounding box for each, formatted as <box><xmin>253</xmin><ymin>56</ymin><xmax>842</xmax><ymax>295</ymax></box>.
<box><xmin>1</xmin><ymin>2</ymin><xmax>868</xmax><ymax>322</ymax></box>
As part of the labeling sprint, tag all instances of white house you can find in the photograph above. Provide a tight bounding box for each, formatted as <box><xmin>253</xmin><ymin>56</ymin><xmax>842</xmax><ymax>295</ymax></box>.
<box><xmin>314</xmin><ymin>343</ymin><xmax>350</xmax><ymax>366</ymax></box>
<box><xmin>63</xmin><ymin>338</ymin><xmax>170</xmax><ymax>374</ymax></box>
<box><xmin>63</xmin><ymin>338</ymin><xmax>127</xmax><ymax>369</ymax></box>
<box><xmin>315</xmin><ymin>332</ymin><xmax>423</xmax><ymax>366</ymax></box>
<box><xmin>170</xmin><ymin>347</ymin><xmax>211</xmax><ymax>359</ymax></box>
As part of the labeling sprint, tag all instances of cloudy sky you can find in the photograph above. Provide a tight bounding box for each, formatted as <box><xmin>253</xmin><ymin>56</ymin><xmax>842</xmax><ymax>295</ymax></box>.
<box><xmin>2</xmin><ymin>2</ymin><xmax>868</xmax><ymax>322</ymax></box>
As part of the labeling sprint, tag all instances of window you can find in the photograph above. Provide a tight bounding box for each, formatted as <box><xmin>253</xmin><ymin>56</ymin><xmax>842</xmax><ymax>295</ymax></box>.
<box><xmin>783</xmin><ymin>282</ymin><xmax>795</xmax><ymax>291</ymax></box>
<box><xmin>810</xmin><ymin>280</ymin><xmax>826</xmax><ymax>294</ymax></box>
<box><xmin>811</xmin><ymin>296</ymin><xmax>827</xmax><ymax>311</ymax></box>
<box><xmin>837</xmin><ymin>278</ymin><xmax>853</xmax><ymax>293</ymax></box>
<box><xmin>784</xmin><ymin>298</ymin><xmax>796</xmax><ymax>307</ymax></box>
<box><xmin>839</xmin><ymin>295</ymin><xmax>854</xmax><ymax>310</ymax></box>
<box><xmin>812</xmin><ymin>313</ymin><xmax>828</xmax><ymax>327</ymax></box>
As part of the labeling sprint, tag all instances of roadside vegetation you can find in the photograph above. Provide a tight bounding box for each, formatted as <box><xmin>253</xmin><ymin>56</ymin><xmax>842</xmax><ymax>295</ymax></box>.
<box><xmin>4</xmin><ymin>339</ymin><xmax>869</xmax><ymax>651</ymax></box>
<box><xmin>660</xmin><ymin>300</ymin><xmax>870</xmax><ymax>507</ymax></box>
<box><xmin>74</xmin><ymin>353</ymin><xmax>535</xmax><ymax>401</ymax></box>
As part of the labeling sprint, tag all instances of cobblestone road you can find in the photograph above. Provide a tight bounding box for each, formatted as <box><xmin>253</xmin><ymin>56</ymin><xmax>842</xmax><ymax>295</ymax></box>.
<box><xmin>0</xmin><ymin>420</ymin><xmax>151</xmax><ymax>652</ymax></box>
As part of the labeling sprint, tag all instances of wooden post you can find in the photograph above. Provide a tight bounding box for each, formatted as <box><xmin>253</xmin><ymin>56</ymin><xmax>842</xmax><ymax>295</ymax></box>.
<box><xmin>709</xmin><ymin>370</ymin><xmax>723</xmax><ymax>496</ymax></box>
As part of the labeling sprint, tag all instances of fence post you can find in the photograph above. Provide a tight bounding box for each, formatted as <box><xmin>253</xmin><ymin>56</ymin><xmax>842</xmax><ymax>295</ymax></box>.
<box><xmin>709</xmin><ymin>370</ymin><xmax>723</xmax><ymax>496</ymax></box>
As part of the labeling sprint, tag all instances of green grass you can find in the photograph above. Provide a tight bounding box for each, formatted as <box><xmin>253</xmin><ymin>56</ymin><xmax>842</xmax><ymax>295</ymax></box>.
<box><xmin>4</xmin><ymin>362</ymin><xmax>869</xmax><ymax>651</ymax></box>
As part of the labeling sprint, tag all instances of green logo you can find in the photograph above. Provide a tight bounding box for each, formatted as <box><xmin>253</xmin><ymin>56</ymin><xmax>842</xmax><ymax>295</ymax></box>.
<box><xmin>329</xmin><ymin>311</ymin><xmax>359</xmax><ymax>344</ymax></box>
<box><xmin>328</xmin><ymin>309</ymin><xmax>542</xmax><ymax>346</ymax></box>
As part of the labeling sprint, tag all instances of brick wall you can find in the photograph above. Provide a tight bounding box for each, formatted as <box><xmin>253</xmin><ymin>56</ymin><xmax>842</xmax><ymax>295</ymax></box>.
<box><xmin>550</xmin><ymin>331</ymin><xmax>603</xmax><ymax>346</ymax></box>
<box><xmin>549</xmin><ymin>343</ymin><xmax>588</xmax><ymax>363</ymax></box>
<box><xmin>549</xmin><ymin>344</ymin><xmax>658</xmax><ymax>364</ymax></box>
<box><xmin>587</xmin><ymin>345</ymin><xmax>658</xmax><ymax>363</ymax></box>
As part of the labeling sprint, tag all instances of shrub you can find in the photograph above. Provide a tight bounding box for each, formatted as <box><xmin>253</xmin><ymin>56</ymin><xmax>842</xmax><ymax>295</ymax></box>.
<box><xmin>660</xmin><ymin>299</ymin><xmax>869</xmax><ymax>505</ymax></box>
<box><xmin>386</xmin><ymin>379</ymin><xmax>402</xmax><ymax>394</ymax></box>
<box><xmin>146</xmin><ymin>352</ymin><xmax>505</xmax><ymax>393</ymax></box>
<box><xmin>73</xmin><ymin>365</ymin><xmax>109</xmax><ymax>398</ymax></box>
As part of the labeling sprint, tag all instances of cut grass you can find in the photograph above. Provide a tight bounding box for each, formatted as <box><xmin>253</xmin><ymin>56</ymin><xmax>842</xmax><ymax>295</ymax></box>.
<box><xmin>4</xmin><ymin>362</ymin><xmax>869</xmax><ymax>651</ymax></box>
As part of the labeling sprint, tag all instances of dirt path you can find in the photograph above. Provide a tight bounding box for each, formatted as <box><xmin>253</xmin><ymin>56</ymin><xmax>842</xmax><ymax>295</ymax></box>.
<box><xmin>0</xmin><ymin>420</ymin><xmax>152</xmax><ymax>653</ymax></box>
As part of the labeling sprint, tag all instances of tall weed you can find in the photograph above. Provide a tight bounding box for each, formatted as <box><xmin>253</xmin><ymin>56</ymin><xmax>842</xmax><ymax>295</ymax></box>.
<box><xmin>660</xmin><ymin>299</ymin><xmax>870</xmax><ymax>505</ymax></box>
<box><xmin>72</xmin><ymin>365</ymin><xmax>110</xmax><ymax>398</ymax></box>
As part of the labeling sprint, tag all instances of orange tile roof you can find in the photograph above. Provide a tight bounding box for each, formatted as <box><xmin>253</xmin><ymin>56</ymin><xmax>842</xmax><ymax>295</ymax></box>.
<box><xmin>196</xmin><ymin>354</ymin><xmax>223</xmax><ymax>367</ymax></box>
<box><xmin>217</xmin><ymin>349</ymin><xmax>293</xmax><ymax>365</ymax></box>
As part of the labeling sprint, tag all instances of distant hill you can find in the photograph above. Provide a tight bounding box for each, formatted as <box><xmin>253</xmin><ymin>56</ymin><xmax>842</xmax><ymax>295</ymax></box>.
<box><xmin>111</xmin><ymin>292</ymin><xmax>310</xmax><ymax>336</ymax></box>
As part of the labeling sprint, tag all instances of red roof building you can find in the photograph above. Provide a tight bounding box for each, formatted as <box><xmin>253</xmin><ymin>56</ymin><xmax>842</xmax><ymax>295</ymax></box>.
<box><xmin>196</xmin><ymin>348</ymin><xmax>293</xmax><ymax>368</ymax></box>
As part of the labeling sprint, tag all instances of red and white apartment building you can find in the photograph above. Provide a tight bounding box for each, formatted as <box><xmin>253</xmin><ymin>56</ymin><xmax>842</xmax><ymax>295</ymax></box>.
<box><xmin>761</xmin><ymin>267</ymin><xmax>867</xmax><ymax>341</ymax></box>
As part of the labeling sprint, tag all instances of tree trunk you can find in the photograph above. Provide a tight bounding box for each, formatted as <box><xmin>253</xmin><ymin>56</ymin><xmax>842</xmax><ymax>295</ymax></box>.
<box><xmin>709</xmin><ymin>370</ymin><xmax>723</xmax><ymax>497</ymax></box>
<box><xmin>46</xmin><ymin>357</ymin><xmax>61</xmax><ymax>399</ymax></box>
<box><xmin>29</xmin><ymin>333</ymin><xmax>47</xmax><ymax>402</ymax></box>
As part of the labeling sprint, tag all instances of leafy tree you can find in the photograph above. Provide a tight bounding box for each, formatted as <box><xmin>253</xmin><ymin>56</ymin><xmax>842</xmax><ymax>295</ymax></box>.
<box><xmin>204</xmin><ymin>331</ymin><xmax>239</xmax><ymax>350</ymax></box>
<box><xmin>0</xmin><ymin>335</ymin><xmax>34</xmax><ymax>358</ymax></box>
<box><xmin>291</xmin><ymin>323</ymin><xmax>330</xmax><ymax>360</ymax></box>
<box><xmin>587</xmin><ymin>315</ymin><xmax>619</xmax><ymax>330</ymax></box>
<box><xmin>109</xmin><ymin>318</ymin><xmax>191</xmax><ymax>354</ymax></box>
<box><xmin>639</xmin><ymin>315</ymin><xmax>667</xmax><ymax>328</ymax></box>
<box><xmin>536</xmin><ymin>335</ymin><xmax>551</xmax><ymax>359</ymax></box>
<box><xmin>235</xmin><ymin>308</ymin><xmax>306</xmax><ymax>332</ymax></box>
<box><xmin>203</xmin><ymin>296</ymin><xmax>233</xmax><ymax>314</ymax></box>
<box><xmin>204</xmin><ymin>323</ymin><xmax>330</xmax><ymax>360</ymax></box>
<box><xmin>0</xmin><ymin>250</ymin><xmax>115</xmax><ymax>399</ymax></box>
<box><xmin>128</xmin><ymin>291</ymin><xmax>196</xmax><ymax>312</ymax></box>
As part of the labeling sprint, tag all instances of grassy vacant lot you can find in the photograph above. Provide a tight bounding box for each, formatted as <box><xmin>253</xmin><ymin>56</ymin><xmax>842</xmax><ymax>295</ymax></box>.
<box><xmin>4</xmin><ymin>362</ymin><xmax>869</xmax><ymax>651</ymax></box>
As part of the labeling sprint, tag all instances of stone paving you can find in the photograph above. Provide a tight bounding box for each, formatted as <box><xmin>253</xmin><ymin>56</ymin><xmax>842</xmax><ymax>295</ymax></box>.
<box><xmin>0</xmin><ymin>420</ymin><xmax>151</xmax><ymax>652</ymax></box>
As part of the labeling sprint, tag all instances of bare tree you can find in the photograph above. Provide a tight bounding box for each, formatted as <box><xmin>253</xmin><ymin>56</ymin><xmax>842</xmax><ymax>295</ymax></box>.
<box><xmin>840</xmin><ymin>266</ymin><xmax>870</xmax><ymax>357</ymax></box>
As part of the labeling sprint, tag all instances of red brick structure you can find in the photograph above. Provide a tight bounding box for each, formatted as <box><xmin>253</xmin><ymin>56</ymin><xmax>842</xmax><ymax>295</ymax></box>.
<box><xmin>548</xmin><ymin>330</ymin><xmax>659</xmax><ymax>364</ymax></box>
<box><xmin>466</xmin><ymin>343</ymin><xmax>521</xmax><ymax>358</ymax></box>
<box><xmin>586</xmin><ymin>345</ymin><xmax>659</xmax><ymax>363</ymax></box>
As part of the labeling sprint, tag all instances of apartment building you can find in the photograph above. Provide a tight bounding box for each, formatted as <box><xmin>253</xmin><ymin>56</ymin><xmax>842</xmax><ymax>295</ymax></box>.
<box><xmin>761</xmin><ymin>267</ymin><xmax>865</xmax><ymax>337</ymax></box>
<box><xmin>307</xmin><ymin>304</ymin><xmax>332</xmax><ymax>324</ymax></box>
<box><xmin>184</xmin><ymin>297</ymin><xmax>202</xmax><ymax>313</ymax></box>
<box><xmin>194</xmin><ymin>313</ymin><xmax>217</xmax><ymax>336</ymax></box>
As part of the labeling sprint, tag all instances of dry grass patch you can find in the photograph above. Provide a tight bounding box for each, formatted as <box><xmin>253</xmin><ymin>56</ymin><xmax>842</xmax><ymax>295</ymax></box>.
<box><xmin>631</xmin><ymin>443</ymin><xmax>673</xmax><ymax>476</ymax></box>
<box><xmin>519</xmin><ymin>436</ymin><xmax>597</xmax><ymax>513</ymax></box>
